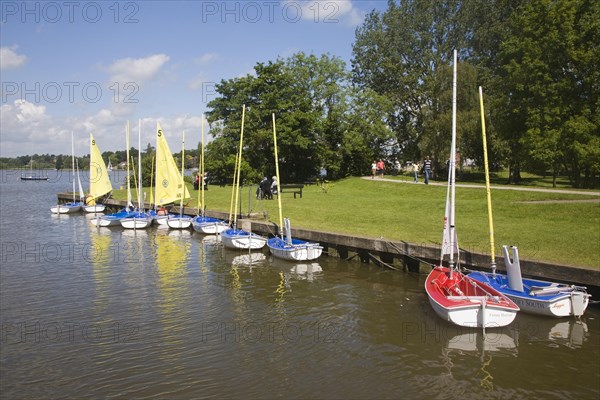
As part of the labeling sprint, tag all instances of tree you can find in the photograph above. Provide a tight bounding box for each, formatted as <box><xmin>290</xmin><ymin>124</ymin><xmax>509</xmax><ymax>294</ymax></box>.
<box><xmin>352</xmin><ymin>0</ymin><xmax>474</xmax><ymax>170</ymax></box>
<box><xmin>495</xmin><ymin>0</ymin><xmax>599</xmax><ymax>187</ymax></box>
<box><xmin>206</xmin><ymin>53</ymin><xmax>364</xmax><ymax>182</ymax></box>
<box><xmin>341</xmin><ymin>88</ymin><xmax>395</xmax><ymax>176</ymax></box>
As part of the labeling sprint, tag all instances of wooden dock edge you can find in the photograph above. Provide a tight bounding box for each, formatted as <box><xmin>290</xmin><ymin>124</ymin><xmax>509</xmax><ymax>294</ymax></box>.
<box><xmin>59</xmin><ymin>193</ymin><xmax>600</xmax><ymax>288</ymax></box>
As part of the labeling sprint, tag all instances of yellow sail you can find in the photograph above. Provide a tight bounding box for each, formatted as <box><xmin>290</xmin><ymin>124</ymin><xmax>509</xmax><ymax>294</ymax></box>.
<box><xmin>89</xmin><ymin>133</ymin><xmax>113</xmax><ymax>199</ymax></box>
<box><xmin>155</xmin><ymin>122</ymin><xmax>190</xmax><ymax>206</ymax></box>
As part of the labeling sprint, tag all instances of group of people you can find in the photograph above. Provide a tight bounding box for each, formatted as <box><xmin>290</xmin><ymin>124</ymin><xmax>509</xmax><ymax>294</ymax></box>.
<box><xmin>412</xmin><ymin>157</ymin><xmax>432</xmax><ymax>184</ymax></box>
<box><xmin>257</xmin><ymin>176</ymin><xmax>278</xmax><ymax>200</ymax></box>
<box><xmin>370</xmin><ymin>160</ymin><xmax>386</xmax><ymax>179</ymax></box>
<box><xmin>371</xmin><ymin>157</ymin><xmax>433</xmax><ymax>184</ymax></box>
<box><xmin>194</xmin><ymin>172</ymin><xmax>208</xmax><ymax>190</ymax></box>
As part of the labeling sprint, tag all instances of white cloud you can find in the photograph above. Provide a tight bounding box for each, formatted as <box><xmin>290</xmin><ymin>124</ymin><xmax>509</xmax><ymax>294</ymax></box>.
<box><xmin>0</xmin><ymin>46</ymin><xmax>27</xmax><ymax>70</ymax></box>
<box><xmin>103</xmin><ymin>54</ymin><xmax>170</xmax><ymax>107</ymax></box>
<box><xmin>1</xmin><ymin>99</ymin><xmax>49</xmax><ymax>132</ymax></box>
<box><xmin>283</xmin><ymin>0</ymin><xmax>364</xmax><ymax>26</ymax></box>
<box><xmin>194</xmin><ymin>53</ymin><xmax>219</xmax><ymax>66</ymax></box>
<box><xmin>0</xmin><ymin>99</ymin><xmax>211</xmax><ymax>157</ymax></box>
<box><xmin>106</xmin><ymin>54</ymin><xmax>170</xmax><ymax>84</ymax></box>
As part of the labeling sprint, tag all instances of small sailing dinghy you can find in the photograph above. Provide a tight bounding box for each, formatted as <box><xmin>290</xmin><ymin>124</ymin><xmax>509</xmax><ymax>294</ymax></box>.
<box><xmin>221</xmin><ymin>105</ymin><xmax>267</xmax><ymax>250</ymax></box>
<box><xmin>425</xmin><ymin>50</ymin><xmax>519</xmax><ymax>329</ymax></box>
<box><xmin>192</xmin><ymin>114</ymin><xmax>229</xmax><ymax>234</ymax></box>
<box><xmin>51</xmin><ymin>132</ymin><xmax>83</xmax><ymax>214</ymax></box>
<box><xmin>153</xmin><ymin>122</ymin><xmax>188</xmax><ymax>226</ymax></box>
<box><xmin>468</xmin><ymin>246</ymin><xmax>590</xmax><ymax>317</ymax></box>
<box><xmin>267</xmin><ymin>113</ymin><xmax>322</xmax><ymax>261</ymax></box>
<box><xmin>467</xmin><ymin>87</ymin><xmax>590</xmax><ymax>317</ymax></box>
<box><xmin>167</xmin><ymin>130</ymin><xmax>192</xmax><ymax>229</ymax></box>
<box><xmin>92</xmin><ymin>123</ymin><xmax>133</xmax><ymax>227</ymax></box>
<box><xmin>83</xmin><ymin>133</ymin><xmax>112</xmax><ymax>213</ymax></box>
<box><xmin>120</xmin><ymin>120</ymin><xmax>153</xmax><ymax>229</ymax></box>
<box><xmin>21</xmin><ymin>155</ymin><xmax>48</xmax><ymax>181</ymax></box>
<box><xmin>21</xmin><ymin>175</ymin><xmax>48</xmax><ymax>181</ymax></box>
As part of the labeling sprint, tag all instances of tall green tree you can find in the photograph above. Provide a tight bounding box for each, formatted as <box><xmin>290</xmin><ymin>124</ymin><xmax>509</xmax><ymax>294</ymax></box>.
<box><xmin>205</xmin><ymin>53</ymin><xmax>388</xmax><ymax>182</ymax></box>
<box><xmin>352</xmin><ymin>0</ymin><xmax>473</xmax><ymax>168</ymax></box>
<box><xmin>495</xmin><ymin>0</ymin><xmax>599</xmax><ymax>187</ymax></box>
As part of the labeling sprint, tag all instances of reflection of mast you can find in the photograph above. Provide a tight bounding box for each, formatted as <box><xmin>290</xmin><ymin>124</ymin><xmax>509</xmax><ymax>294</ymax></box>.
<box><xmin>274</xmin><ymin>272</ymin><xmax>288</xmax><ymax>303</ymax></box>
<box><xmin>442</xmin><ymin>330</ymin><xmax>518</xmax><ymax>392</ymax></box>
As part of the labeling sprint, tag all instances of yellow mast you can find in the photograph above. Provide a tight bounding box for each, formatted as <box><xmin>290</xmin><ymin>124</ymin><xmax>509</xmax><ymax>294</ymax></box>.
<box><xmin>179</xmin><ymin>131</ymin><xmax>185</xmax><ymax>217</ymax></box>
<box><xmin>479</xmin><ymin>86</ymin><xmax>496</xmax><ymax>274</ymax></box>
<box><xmin>272</xmin><ymin>113</ymin><xmax>284</xmax><ymax>237</ymax></box>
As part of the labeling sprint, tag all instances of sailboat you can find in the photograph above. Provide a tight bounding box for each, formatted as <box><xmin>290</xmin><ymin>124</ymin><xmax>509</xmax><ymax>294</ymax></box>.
<box><xmin>50</xmin><ymin>132</ymin><xmax>83</xmax><ymax>214</ymax></box>
<box><xmin>424</xmin><ymin>50</ymin><xmax>519</xmax><ymax>329</ymax></box>
<box><xmin>92</xmin><ymin>123</ymin><xmax>134</xmax><ymax>227</ymax></box>
<box><xmin>221</xmin><ymin>104</ymin><xmax>267</xmax><ymax>250</ymax></box>
<box><xmin>267</xmin><ymin>113</ymin><xmax>322</xmax><ymax>261</ymax></box>
<box><xmin>21</xmin><ymin>154</ymin><xmax>48</xmax><ymax>181</ymax></box>
<box><xmin>107</xmin><ymin>159</ymin><xmax>113</xmax><ymax>171</ymax></box>
<box><xmin>467</xmin><ymin>87</ymin><xmax>590</xmax><ymax>317</ymax></box>
<box><xmin>120</xmin><ymin>119</ymin><xmax>153</xmax><ymax>229</ymax></box>
<box><xmin>83</xmin><ymin>134</ymin><xmax>113</xmax><ymax>213</ymax></box>
<box><xmin>154</xmin><ymin>122</ymin><xmax>190</xmax><ymax>226</ymax></box>
<box><xmin>192</xmin><ymin>113</ymin><xmax>229</xmax><ymax>234</ymax></box>
<box><xmin>167</xmin><ymin>130</ymin><xmax>193</xmax><ymax>229</ymax></box>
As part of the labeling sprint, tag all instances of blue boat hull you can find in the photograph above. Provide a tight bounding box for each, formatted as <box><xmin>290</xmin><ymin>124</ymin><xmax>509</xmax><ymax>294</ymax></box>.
<box><xmin>468</xmin><ymin>271</ymin><xmax>589</xmax><ymax>317</ymax></box>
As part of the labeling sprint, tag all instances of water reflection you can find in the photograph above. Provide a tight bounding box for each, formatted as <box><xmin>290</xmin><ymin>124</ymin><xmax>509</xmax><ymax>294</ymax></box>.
<box><xmin>154</xmin><ymin>228</ymin><xmax>191</xmax><ymax>311</ymax></box>
<box><xmin>548</xmin><ymin>320</ymin><xmax>588</xmax><ymax>348</ymax></box>
<box><xmin>231</xmin><ymin>252</ymin><xmax>267</xmax><ymax>268</ymax></box>
<box><xmin>87</xmin><ymin>225</ymin><xmax>112</xmax><ymax>315</ymax></box>
<box><xmin>440</xmin><ymin>330</ymin><xmax>518</xmax><ymax>393</ymax></box>
<box><xmin>119</xmin><ymin>228</ymin><xmax>149</xmax><ymax>239</ymax></box>
<box><xmin>200</xmin><ymin>234</ymin><xmax>222</xmax><ymax>246</ymax></box>
<box><xmin>153</xmin><ymin>228</ymin><xmax>192</xmax><ymax>369</ymax></box>
<box><xmin>513</xmin><ymin>317</ymin><xmax>589</xmax><ymax>349</ymax></box>
<box><xmin>269</xmin><ymin>258</ymin><xmax>323</xmax><ymax>283</ymax></box>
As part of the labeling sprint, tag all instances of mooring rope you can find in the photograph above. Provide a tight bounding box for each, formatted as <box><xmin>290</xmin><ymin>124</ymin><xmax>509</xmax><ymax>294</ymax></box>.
<box><xmin>380</xmin><ymin>237</ymin><xmax>437</xmax><ymax>268</ymax></box>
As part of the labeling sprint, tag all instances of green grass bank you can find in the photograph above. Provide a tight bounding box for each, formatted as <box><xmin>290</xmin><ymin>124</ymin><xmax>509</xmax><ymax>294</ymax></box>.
<box><xmin>111</xmin><ymin>177</ymin><xmax>600</xmax><ymax>269</ymax></box>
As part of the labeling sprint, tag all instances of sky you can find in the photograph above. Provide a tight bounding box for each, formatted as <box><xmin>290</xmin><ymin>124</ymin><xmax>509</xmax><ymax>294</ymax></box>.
<box><xmin>0</xmin><ymin>0</ymin><xmax>388</xmax><ymax>157</ymax></box>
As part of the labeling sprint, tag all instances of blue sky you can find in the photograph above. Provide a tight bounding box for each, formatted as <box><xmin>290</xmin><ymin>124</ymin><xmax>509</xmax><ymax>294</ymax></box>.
<box><xmin>1</xmin><ymin>0</ymin><xmax>387</xmax><ymax>157</ymax></box>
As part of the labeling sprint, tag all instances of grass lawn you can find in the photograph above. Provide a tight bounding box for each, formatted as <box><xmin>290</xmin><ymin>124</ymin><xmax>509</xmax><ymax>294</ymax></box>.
<box><xmin>114</xmin><ymin>177</ymin><xmax>600</xmax><ymax>269</ymax></box>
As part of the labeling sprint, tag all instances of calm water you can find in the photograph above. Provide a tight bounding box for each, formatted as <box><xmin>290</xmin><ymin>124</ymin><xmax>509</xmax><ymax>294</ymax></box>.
<box><xmin>1</xmin><ymin>169</ymin><xmax>599</xmax><ymax>399</ymax></box>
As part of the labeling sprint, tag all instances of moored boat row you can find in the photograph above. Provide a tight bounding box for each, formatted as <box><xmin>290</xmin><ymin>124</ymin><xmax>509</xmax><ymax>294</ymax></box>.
<box><xmin>49</xmin><ymin>73</ymin><xmax>589</xmax><ymax>325</ymax></box>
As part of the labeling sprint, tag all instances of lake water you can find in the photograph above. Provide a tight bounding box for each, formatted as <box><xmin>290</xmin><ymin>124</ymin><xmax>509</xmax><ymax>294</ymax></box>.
<box><xmin>1</xmin><ymin>169</ymin><xmax>599</xmax><ymax>399</ymax></box>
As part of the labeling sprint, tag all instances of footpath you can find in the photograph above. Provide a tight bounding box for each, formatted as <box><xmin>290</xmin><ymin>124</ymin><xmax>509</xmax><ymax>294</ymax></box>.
<box><xmin>362</xmin><ymin>176</ymin><xmax>600</xmax><ymax>197</ymax></box>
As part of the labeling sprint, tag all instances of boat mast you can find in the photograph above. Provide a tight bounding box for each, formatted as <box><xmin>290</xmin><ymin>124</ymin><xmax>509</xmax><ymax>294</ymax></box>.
<box><xmin>479</xmin><ymin>86</ymin><xmax>496</xmax><ymax>275</ymax></box>
<box><xmin>200</xmin><ymin>114</ymin><xmax>205</xmax><ymax>216</ymax></box>
<box><xmin>126</xmin><ymin>121</ymin><xmax>131</xmax><ymax>210</ymax></box>
<box><xmin>448</xmin><ymin>49</ymin><xmax>458</xmax><ymax>279</ymax></box>
<box><xmin>272</xmin><ymin>113</ymin><xmax>284</xmax><ymax>239</ymax></box>
<box><xmin>71</xmin><ymin>131</ymin><xmax>76</xmax><ymax>203</ymax></box>
<box><xmin>179</xmin><ymin>131</ymin><xmax>185</xmax><ymax>217</ymax></box>
<box><xmin>138</xmin><ymin>119</ymin><xmax>143</xmax><ymax>211</ymax></box>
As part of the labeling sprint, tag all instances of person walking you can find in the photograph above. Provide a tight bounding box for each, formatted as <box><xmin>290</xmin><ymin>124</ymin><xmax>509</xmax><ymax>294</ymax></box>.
<box><xmin>412</xmin><ymin>162</ymin><xmax>419</xmax><ymax>183</ymax></box>
<box><xmin>423</xmin><ymin>157</ymin><xmax>432</xmax><ymax>184</ymax></box>
<box><xmin>376</xmin><ymin>159</ymin><xmax>385</xmax><ymax>178</ymax></box>
<box><xmin>371</xmin><ymin>161</ymin><xmax>377</xmax><ymax>179</ymax></box>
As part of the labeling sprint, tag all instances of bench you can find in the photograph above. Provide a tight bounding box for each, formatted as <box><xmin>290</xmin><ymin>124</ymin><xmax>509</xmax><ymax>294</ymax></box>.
<box><xmin>279</xmin><ymin>184</ymin><xmax>304</xmax><ymax>198</ymax></box>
